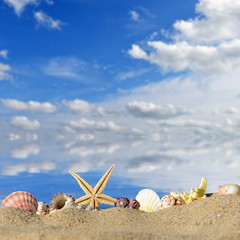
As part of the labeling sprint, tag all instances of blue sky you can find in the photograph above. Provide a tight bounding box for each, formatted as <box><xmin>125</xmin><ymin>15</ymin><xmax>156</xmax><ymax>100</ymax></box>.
<box><xmin>0</xmin><ymin>0</ymin><xmax>240</xmax><ymax>205</ymax></box>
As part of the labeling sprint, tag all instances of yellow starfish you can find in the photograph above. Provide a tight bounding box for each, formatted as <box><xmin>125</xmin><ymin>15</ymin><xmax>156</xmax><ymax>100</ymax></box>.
<box><xmin>69</xmin><ymin>164</ymin><xmax>117</xmax><ymax>209</ymax></box>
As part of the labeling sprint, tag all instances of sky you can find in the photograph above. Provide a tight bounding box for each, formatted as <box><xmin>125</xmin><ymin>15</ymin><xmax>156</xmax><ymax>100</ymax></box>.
<box><xmin>0</xmin><ymin>0</ymin><xmax>240</xmax><ymax>205</ymax></box>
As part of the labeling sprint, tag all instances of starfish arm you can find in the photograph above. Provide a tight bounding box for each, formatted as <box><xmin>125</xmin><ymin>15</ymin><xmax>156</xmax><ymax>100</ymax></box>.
<box><xmin>69</xmin><ymin>170</ymin><xmax>94</xmax><ymax>195</ymax></box>
<box><xmin>75</xmin><ymin>195</ymin><xmax>92</xmax><ymax>205</ymax></box>
<box><xmin>90</xmin><ymin>198</ymin><xmax>100</xmax><ymax>209</ymax></box>
<box><xmin>94</xmin><ymin>164</ymin><xmax>115</xmax><ymax>194</ymax></box>
<box><xmin>97</xmin><ymin>193</ymin><xmax>117</xmax><ymax>205</ymax></box>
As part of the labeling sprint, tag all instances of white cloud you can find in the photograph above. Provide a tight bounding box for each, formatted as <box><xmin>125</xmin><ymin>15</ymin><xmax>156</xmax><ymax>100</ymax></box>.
<box><xmin>127</xmin><ymin>101</ymin><xmax>191</xmax><ymax>119</ymax></box>
<box><xmin>128</xmin><ymin>0</ymin><xmax>240</xmax><ymax>75</ymax></box>
<box><xmin>42</xmin><ymin>57</ymin><xmax>86</xmax><ymax>80</ymax></box>
<box><xmin>9</xmin><ymin>116</ymin><xmax>40</xmax><ymax>131</ymax></box>
<box><xmin>2</xmin><ymin>161</ymin><xmax>56</xmax><ymax>175</ymax></box>
<box><xmin>2</xmin><ymin>99</ymin><xmax>57</xmax><ymax>113</ymax></box>
<box><xmin>129</xmin><ymin>10</ymin><xmax>140</xmax><ymax>22</ymax></box>
<box><xmin>174</xmin><ymin>0</ymin><xmax>240</xmax><ymax>42</ymax></box>
<box><xmin>3</xmin><ymin>0</ymin><xmax>38</xmax><ymax>16</ymax></box>
<box><xmin>6</xmin><ymin>133</ymin><xmax>21</xmax><ymax>141</ymax></box>
<box><xmin>63</xmin><ymin>99</ymin><xmax>95</xmax><ymax>114</ymax></box>
<box><xmin>44</xmin><ymin>0</ymin><xmax>53</xmax><ymax>5</ymax></box>
<box><xmin>0</xmin><ymin>50</ymin><xmax>8</xmax><ymax>59</ymax></box>
<box><xmin>34</xmin><ymin>11</ymin><xmax>65</xmax><ymax>30</ymax></box>
<box><xmin>10</xmin><ymin>144</ymin><xmax>40</xmax><ymax>158</ymax></box>
<box><xmin>0</xmin><ymin>63</ymin><xmax>11</xmax><ymax>80</ymax></box>
<box><xmin>67</xmin><ymin>118</ymin><xmax>122</xmax><ymax>131</ymax></box>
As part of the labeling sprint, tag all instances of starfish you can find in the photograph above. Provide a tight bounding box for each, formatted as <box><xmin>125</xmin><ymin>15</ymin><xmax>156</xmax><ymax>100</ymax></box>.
<box><xmin>69</xmin><ymin>164</ymin><xmax>117</xmax><ymax>209</ymax></box>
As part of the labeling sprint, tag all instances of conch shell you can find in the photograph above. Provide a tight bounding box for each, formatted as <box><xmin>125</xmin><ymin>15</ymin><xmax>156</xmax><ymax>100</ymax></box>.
<box><xmin>171</xmin><ymin>177</ymin><xmax>207</xmax><ymax>204</ymax></box>
<box><xmin>50</xmin><ymin>193</ymin><xmax>75</xmax><ymax>212</ymax></box>
<box><xmin>218</xmin><ymin>184</ymin><xmax>240</xmax><ymax>195</ymax></box>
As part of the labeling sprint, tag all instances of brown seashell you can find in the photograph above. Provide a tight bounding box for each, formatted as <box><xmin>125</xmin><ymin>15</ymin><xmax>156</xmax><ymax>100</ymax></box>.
<box><xmin>50</xmin><ymin>193</ymin><xmax>75</xmax><ymax>211</ymax></box>
<box><xmin>36</xmin><ymin>202</ymin><xmax>50</xmax><ymax>215</ymax></box>
<box><xmin>128</xmin><ymin>199</ymin><xmax>140</xmax><ymax>209</ymax></box>
<box><xmin>1</xmin><ymin>191</ymin><xmax>38</xmax><ymax>213</ymax></box>
<box><xmin>218</xmin><ymin>184</ymin><xmax>240</xmax><ymax>195</ymax></box>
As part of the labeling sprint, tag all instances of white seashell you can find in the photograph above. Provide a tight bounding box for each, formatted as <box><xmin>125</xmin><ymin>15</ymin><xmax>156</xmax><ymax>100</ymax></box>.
<box><xmin>160</xmin><ymin>195</ymin><xmax>176</xmax><ymax>209</ymax></box>
<box><xmin>136</xmin><ymin>189</ymin><xmax>161</xmax><ymax>212</ymax></box>
<box><xmin>36</xmin><ymin>202</ymin><xmax>50</xmax><ymax>215</ymax></box>
<box><xmin>50</xmin><ymin>193</ymin><xmax>75</xmax><ymax>211</ymax></box>
<box><xmin>218</xmin><ymin>184</ymin><xmax>240</xmax><ymax>195</ymax></box>
<box><xmin>1</xmin><ymin>191</ymin><xmax>38</xmax><ymax>213</ymax></box>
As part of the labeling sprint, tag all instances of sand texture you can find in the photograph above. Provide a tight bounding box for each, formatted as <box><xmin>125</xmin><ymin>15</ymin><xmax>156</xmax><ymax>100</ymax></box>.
<box><xmin>0</xmin><ymin>193</ymin><xmax>239</xmax><ymax>240</ymax></box>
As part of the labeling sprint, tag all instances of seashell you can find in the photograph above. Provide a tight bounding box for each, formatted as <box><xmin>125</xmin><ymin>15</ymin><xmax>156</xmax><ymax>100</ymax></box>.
<box><xmin>50</xmin><ymin>193</ymin><xmax>75</xmax><ymax>211</ymax></box>
<box><xmin>36</xmin><ymin>202</ymin><xmax>50</xmax><ymax>215</ymax></box>
<box><xmin>160</xmin><ymin>195</ymin><xmax>175</xmax><ymax>209</ymax></box>
<box><xmin>128</xmin><ymin>199</ymin><xmax>140</xmax><ymax>209</ymax></box>
<box><xmin>136</xmin><ymin>189</ymin><xmax>161</xmax><ymax>212</ymax></box>
<box><xmin>1</xmin><ymin>191</ymin><xmax>38</xmax><ymax>213</ymax></box>
<box><xmin>115</xmin><ymin>197</ymin><xmax>129</xmax><ymax>208</ymax></box>
<box><xmin>218</xmin><ymin>184</ymin><xmax>240</xmax><ymax>195</ymax></box>
<box><xmin>175</xmin><ymin>196</ymin><xmax>185</xmax><ymax>206</ymax></box>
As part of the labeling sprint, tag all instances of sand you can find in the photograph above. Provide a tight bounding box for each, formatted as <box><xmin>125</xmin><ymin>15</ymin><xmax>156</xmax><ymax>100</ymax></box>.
<box><xmin>0</xmin><ymin>193</ymin><xmax>239</xmax><ymax>240</ymax></box>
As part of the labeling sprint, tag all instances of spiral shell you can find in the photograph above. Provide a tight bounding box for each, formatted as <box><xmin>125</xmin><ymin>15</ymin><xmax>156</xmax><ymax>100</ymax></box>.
<box><xmin>36</xmin><ymin>202</ymin><xmax>50</xmax><ymax>215</ymax></box>
<box><xmin>1</xmin><ymin>191</ymin><xmax>38</xmax><ymax>213</ymax></box>
<box><xmin>160</xmin><ymin>195</ymin><xmax>176</xmax><ymax>209</ymax></box>
<box><xmin>136</xmin><ymin>189</ymin><xmax>161</xmax><ymax>212</ymax></box>
<box><xmin>50</xmin><ymin>193</ymin><xmax>75</xmax><ymax>211</ymax></box>
<box><xmin>218</xmin><ymin>184</ymin><xmax>240</xmax><ymax>195</ymax></box>
<box><xmin>175</xmin><ymin>196</ymin><xmax>185</xmax><ymax>206</ymax></box>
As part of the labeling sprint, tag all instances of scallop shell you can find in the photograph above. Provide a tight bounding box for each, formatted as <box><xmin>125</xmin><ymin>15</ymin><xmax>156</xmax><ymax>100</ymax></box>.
<box><xmin>218</xmin><ymin>184</ymin><xmax>240</xmax><ymax>195</ymax></box>
<box><xmin>36</xmin><ymin>202</ymin><xmax>50</xmax><ymax>215</ymax></box>
<box><xmin>160</xmin><ymin>195</ymin><xmax>176</xmax><ymax>209</ymax></box>
<box><xmin>50</xmin><ymin>192</ymin><xmax>75</xmax><ymax>211</ymax></box>
<box><xmin>136</xmin><ymin>189</ymin><xmax>161</xmax><ymax>212</ymax></box>
<box><xmin>1</xmin><ymin>191</ymin><xmax>38</xmax><ymax>213</ymax></box>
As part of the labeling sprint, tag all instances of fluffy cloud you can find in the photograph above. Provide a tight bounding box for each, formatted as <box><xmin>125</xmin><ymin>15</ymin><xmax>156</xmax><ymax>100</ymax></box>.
<box><xmin>0</xmin><ymin>63</ymin><xmax>11</xmax><ymax>80</ymax></box>
<box><xmin>129</xmin><ymin>10</ymin><xmax>140</xmax><ymax>22</ymax></box>
<box><xmin>9</xmin><ymin>116</ymin><xmax>40</xmax><ymax>131</ymax></box>
<box><xmin>10</xmin><ymin>144</ymin><xmax>40</xmax><ymax>158</ymax></box>
<box><xmin>127</xmin><ymin>101</ymin><xmax>191</xmax><ymax>119</ymax></box>
<box><xmin>2</xmin><ymin>99</ymin><xmax>57</xmax><ymax>113</ymax></box>
<box><xmin>128</xmin><ymin>0</ymin><xmax>240</xmax><ymax>75</ymax></box>
<box><xmin>0</xmin><ymin>50</ymin><xmax>8</xmax><ymax>59</ymax></box>
<box><xmin>3</xmin><ymin>0</ymin><xmax>38</xmax><ymax>16</ymax></box>
<box><xmin>34</xmin><ymin>11</ymin><xmax>65</xmax><ymax>30</ymax></box>
<box><xmin>66</xmin><ymin>118</ymin><xmax>122</xmax><ymax>131</ymax></box>
<box><xmin>63</xmin><ymin>99</ymin><xmax>95</xmax><ymax>114</ymax></box>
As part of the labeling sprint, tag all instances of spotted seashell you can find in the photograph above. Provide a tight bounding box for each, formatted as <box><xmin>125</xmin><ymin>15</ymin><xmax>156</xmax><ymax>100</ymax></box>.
<box><xmin>160</xmin><ymin>195</ymin><xmax>176</xmax><ymax>209</ymax></box>
<box><xmin>218</xmin><ymin>184</ymin><xmax>240</xmax><ymax>195</ymax></box>
<box><xmin>50</xmin><ymin>193</ymin><xmax>75</xmax><ymax>211</ymax></box>
<box><xmin>175</xmin><ymin>196</ymin><xmax>185</xmax><ymax>206</ymax></box>
<box><xmin>1</xmin><ymin>191</ymin><xmax>38</xmax><ymax>213</ymax></box>
<box><xmin>115</xmin><ymin>197</ymin><xmax>129</xmax><ymax>208</ymax></box>
<box><xmin>136</xmin><ymin>189</ymin><xmax>161</xmax><ymax>212</ymax></box>
<box><xmin>36</xmin><ymin>202</ymin><xmax>50</xmax><ymax>215</ymax></box>
<box><xmin>128</xmin><ymin>199</ymin><xmax>140</xmax><ymax>209</ymax></box>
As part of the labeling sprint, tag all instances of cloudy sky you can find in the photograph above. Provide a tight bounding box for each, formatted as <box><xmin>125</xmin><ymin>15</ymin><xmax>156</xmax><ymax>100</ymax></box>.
<box><xmin>0</xmin><ymin>0</ymin><xmax>240</xmax><ymax>204</ymax></box>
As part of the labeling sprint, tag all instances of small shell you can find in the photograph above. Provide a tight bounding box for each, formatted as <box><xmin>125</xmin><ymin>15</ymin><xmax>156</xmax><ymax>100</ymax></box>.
<box><xmin>115</xmin><ymin>197</ymin><xmax>129</xmax><ymax>208</ymax></box>
<box><xmin>50</xmin><ymin>193</ymin><xmax>75</xmax><ymax>211</ymax></box>
<box><xmin>175</xmin><ymin>196</ymin><xmax>185</xmax><ymax>206</ymax></box>
<box><xmin>160</xmin><ymin>195</ymin><xmax>176</xmax><ymax>209</ymax></box>
<box><xmin>36</xmin><ymin>202</ymin><xmax>50</xmax><ymax>215</ymax></box>
<box><xmin>136</xmin><ymin>189</ymin><xmax>161</xmax><ymax>212</ymax></box>
<box><xmin>1</xmin><ymin>191</ymin><xmax>38</xmax><ymax>213</ymax></box>
<box><xmin>128</xmin><ymin>199</ymin><xmax>140</xmax><ymax>209</ymax></box>
<box><xmin>218</xmin><ymin>184</ymin><xmax>240</xmax><ymax>195</ymax></box>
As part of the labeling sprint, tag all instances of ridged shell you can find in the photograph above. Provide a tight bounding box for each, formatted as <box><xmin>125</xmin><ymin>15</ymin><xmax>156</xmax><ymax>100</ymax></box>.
<box><xmin>136</xmin><ymin>189</ymin><xmax>161</xmax><ymax>212</ymax></box>
<box><xmin>160</xmin><ymin>195</ymin><xmax>176</xmax><ymax>209</ymax></box>
<box><xmin>218</xmin><ymin>184</ymin><xmax>240</xmax><ymax>195</ymax></box>
<box><xmin>50</xmin><ymin>193</ymin><xmax>75</xmax><ymax>211</ymax></box>
<box><xmin>36</xmin><ymin>202</ymin><xmax>50</xmax><ymax>215</ymax></box>
<box><xmin>1</xmin><ymin>191</ymin><xmax>38</xmax><ymax>213</ymax></box>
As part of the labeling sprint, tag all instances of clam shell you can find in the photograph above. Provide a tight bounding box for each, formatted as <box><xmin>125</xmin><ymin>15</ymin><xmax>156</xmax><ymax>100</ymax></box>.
<box><xmin>218</xmin><ymin>184</ymin><xmax>240</xmax><ymax>195</ymax></box>
<box><xmin>1</xmin><ymin>191</ymin><xmax>38</xmax><ymax>213</ymax></box>
<box><xmin>136</xmin><ymin>189</ymin><xmax>161</xmax><ymax>212</ymax></box>
<box><xmin>50</xmin><ymin>193</ymin><xmax>75</xmax><ymax>211</ymax></box>
<box><xmin>36</xmin><ymin>202</ymin><xmax>50</xmax><ymax>215</ymax></box>
<box><xmin>160</xmin><ymin>195</ymin><xmax>176</xmax><ymax>209</ymax></box>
